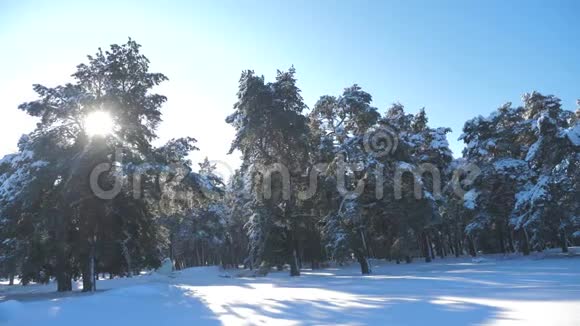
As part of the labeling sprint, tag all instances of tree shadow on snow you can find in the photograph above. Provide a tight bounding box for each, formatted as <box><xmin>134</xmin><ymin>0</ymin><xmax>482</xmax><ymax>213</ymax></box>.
<box><xmin>205</xmin><ymin>294</ymin><xmax>507</xmax><ymax>325</ymax></box>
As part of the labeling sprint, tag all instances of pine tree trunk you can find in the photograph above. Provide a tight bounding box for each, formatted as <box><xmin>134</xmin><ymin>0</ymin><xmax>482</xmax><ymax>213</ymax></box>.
<box><xmin>81</xmin><ymin>258</ymin><xmax>94</xmax><ymax>292</ymax></box>
<box><xmin>121</xmin><ymin>231</ymin><xmax>133</xmax><ymax>277</ymax></box>
<box><xmin>422</xmin><ymin>232</ymin><xmax>432</xmax><ymax>262</ymax></box>
<box><xmin>82</xmin><ymin>265</ymin><xmax>91</xmax><ymax>292</ymax></box>
<box><xmin>56</xmin><ymin>244</ymin><xmax>72</xmax><ymax>292</ymax></box>
<box><xmin>298</xmin><ymin>245</ymin><xmax>303</xmax><ymax>269</ymax></box>
<box><xmin>54</xmin><ymin>210</ymin><xmax>72</xmax><ymax>292</ymax></box>
<box><xmin>286</xmin><ymin>227</ymin><xmax>300</xmax><ymax>276</ymax></box>
<box><xmin>521</xmin><ymin>228</ymin><xmax>530</xmax><ymax>256</ymax></box>
<box><xmin>89</xmin><ymin>250</ymin><xmax>96</xmax><ymax>291</ymax></box>
<box><xmin>498</xmin><ymin>226</ymin><xmax>506</xmax><ymax>254</ymax></box>
<box><xmin>561</xmin><ymin>232</ymin><xmax>569</xmax><ymax>253</ymax></box>
<box><xmin>447</xmin><ymin>238</ymin><xmax>455</xmax><ymax>256</ymax></box>
<box><xmin>454</xmin><ymin>208</ymin><xmax>462</xmax><ymax>257</ymax></box>
<box><xmin>169</xmin><ymin>232</ymin><xmax>175</xmax><ymax>268</ymax></box>
<box><xmin>437</xmin><ymin>234</ymin><xmax>445</xmax><ymax>258</ymax></box>
<box><xmin>81</xmin><ymin>234</ymin><xmax>97</xmax><ymax>292</ymax></box>
<box><xmin>458</xmin><ymin>233</ymin><xmax>465</xmax><ymax>256</ymax></box>
<box><xmin>195</xmin><ymin>247</ymin><xmax>201</xmax><ymax>266</ymax></box>
<box><xmin>286</xmin><ymin>201</ymin><xmax>301</xmax><ymax>277</ymax></box>
<box><xmin>8</xmin><ymin>274</ymin><xmax>14</xmax><ymax>286</ymax></box>
<box><xmin>355</xmin><ymin>251</ymin><xmax>370</xmax><ymax>275</ymax></box>
<box><xmin>507</xmin><ymin>229</ymin><xmax>515</xmax><ymax>253</ymax></box>
<box><xmin>429</xmin><ymin>236</ymin><xmax>436</xmax><ymax>260</ymax></box>
<box><xmin>360</xmin><ymin>230</ymin><xmax>371</xmax><ymax>259</ymax></box>
<box><xmin>290</xmin><ymin>248</ymin><xmax>300</xmax><ymax>276</ymax></box>
<box><xmin>56</xmin><ymin>271</ymin><xmax>72</xmax><ymax>292</ymax></box>
<box><xmin>312</xmin><ymin>230</ymin><xmax>324</xmax><ymax>269</ymax></box>
<box><xmin>311</xmin><ymin>260</ymin><xmax>320</xmax><ymax>270</ymax></box>
<box><xmin>467</xmin><ymin>236</ymin><xmax>477</xmax><ymax>257</ymax></box>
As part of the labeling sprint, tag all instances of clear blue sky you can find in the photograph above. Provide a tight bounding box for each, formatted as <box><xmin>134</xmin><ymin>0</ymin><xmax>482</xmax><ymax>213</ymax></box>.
<box><xmin>1</xmin><ymin>0</ymin><xmax>579</xmax><ymax>175</ymax></box>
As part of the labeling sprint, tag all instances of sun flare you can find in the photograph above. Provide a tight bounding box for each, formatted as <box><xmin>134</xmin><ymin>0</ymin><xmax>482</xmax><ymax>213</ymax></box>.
<box><xmin>85</xmin><ymin>111</ymin><xmax>113</xmax><ymax>137</ymax></box>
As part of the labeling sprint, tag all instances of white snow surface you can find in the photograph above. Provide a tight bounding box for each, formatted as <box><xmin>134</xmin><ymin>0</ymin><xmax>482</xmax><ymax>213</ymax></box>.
<box><xmin>2</xmin><ymin>251</ymin><xmax>580</xmax><ymax>325</ymax></box>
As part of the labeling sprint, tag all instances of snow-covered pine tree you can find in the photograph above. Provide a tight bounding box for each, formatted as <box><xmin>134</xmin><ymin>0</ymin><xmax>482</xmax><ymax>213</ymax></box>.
<box><xmin>10</xmin><ymin>39</ymin><xmax>206</xmax><ymax>291</ymax></box>
<box><xmin>310</xmin><ymin>84</ymin><xmax>381</xmax><ymax>274</ymax></box>
<box><xmin>0</xmin><ymin>136</ymin><xmax>52</xmax><ymax>285</ymax></box>
<box><xmin>226</xmin><ymin>67</ymin><xmax>310</xmax><ymax>276</ymax></box>
<box><xmin>461</xmin><ymin>93</ymin><xmax>578</xmax><ymax>255</ymax></box>
<box><xmin>512</xmin><ymin>93</ymin><xmax>579</xmax><ymax>252</ymax></box>
<box><xmin>221</xmin><ymin>169</ymin><xmax>251</xmax><ymax>268</ymax></box>
<box><xmin>460</xmin><ymin>101</ymin><xmax>533</xmax><ymax>254</ymax></box>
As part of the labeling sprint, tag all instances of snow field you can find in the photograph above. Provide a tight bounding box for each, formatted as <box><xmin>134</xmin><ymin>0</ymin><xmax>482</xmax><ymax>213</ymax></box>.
<box><xmin>1</xmin><ymin>252</ymin><xmax>580</xmax><ymax>326</ymax></box>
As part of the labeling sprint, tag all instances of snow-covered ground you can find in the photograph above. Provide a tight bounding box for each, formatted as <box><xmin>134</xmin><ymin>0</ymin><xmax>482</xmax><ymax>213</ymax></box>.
<box><xmin>1</xmin><ymin>250</ymin><xmax>580</xmax><ymax>326</ymax></box>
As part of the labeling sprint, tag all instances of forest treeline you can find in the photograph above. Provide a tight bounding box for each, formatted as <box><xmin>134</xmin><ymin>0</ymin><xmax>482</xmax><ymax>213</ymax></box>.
<box><xmin>0</xmin><ymin>40</ymin><xmax>578</xmax><ymax>291</ymax></box>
